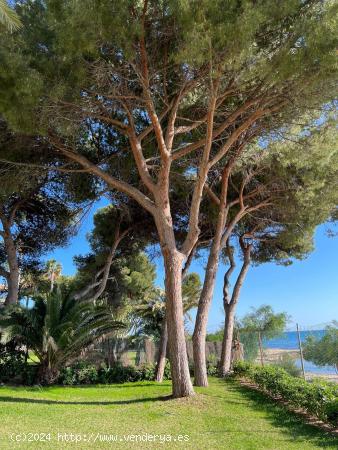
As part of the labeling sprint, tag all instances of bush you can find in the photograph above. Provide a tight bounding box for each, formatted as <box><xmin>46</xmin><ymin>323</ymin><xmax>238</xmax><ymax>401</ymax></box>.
<box><xmin>0</xmin><ymin>342</ymin><xmax>39</xmax><ymax>385</ymax></box>
<box><xmin>21</xmin><ymin>365</ymin><xmax>39</xmax><ymax>386</ymax></box>
<box><xmin>0</xmin><ymin>342</ymin><xmax>27</xmax><ymax>383</ymax></box>
<box><xmin>58</xmin><ymin>361</ymin><xmax>99</xmax><ymax>385</ymax></box>
<box><xmin>206</xmin><ymin>354</ymin><xmax>219</xmax><ymax>376</ymax></box>
<box><xmin>273</xmin><ymin>354</ymin><xmax>302</xmax><ymax>377</ymax></box>
<box><xmin>233</xmin><ymin>361</ymin><xmax>338</xmax><ymax>426</ymax></box>
<box><xmin>163</xmin><ymin>360</ymin><xmax>171</xmax><ymax>380</ymax></box>
<box><xmin>59</xmin><ymin>361</ymin><xmax>172</xmax><ymax>385</ymax></box>
<box><xmin>188</xmin><ymin>356</ymin><xmax>218</xmax><ymax>377</ymax></box>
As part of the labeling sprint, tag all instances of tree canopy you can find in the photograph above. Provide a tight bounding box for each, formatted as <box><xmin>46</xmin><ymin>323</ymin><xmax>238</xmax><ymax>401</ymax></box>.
<box><xmin>0</xmin><ymin>0</ymin><xmax>337</xmax><ymax>397</ymax></box>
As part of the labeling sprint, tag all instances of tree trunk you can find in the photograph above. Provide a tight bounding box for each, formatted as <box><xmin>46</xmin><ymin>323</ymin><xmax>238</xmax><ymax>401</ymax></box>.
<box><xmin>155</xmin><ymin>318</ymin><xmax>168</xmax><ymax>382</ymax></box>
<box><xmin>219</xmin><ymin>303</ymin><xmax>236</xmax><ymax>376</ymax></box>
<box><xmin>192</xmin><ymin>244</ymin><xmax>220</xmax><ymax>387</ymax></box>
<box><xmin>219</xmin><ymin>238</ymin><xmax>251</xmax><ymax>375</ymax></box>
<box><xmin>4</xmin><ymin>232</ymin><xmax>19</xmax><ymax>306</ymax></box>
<box><xmin>192</xmin><ymin>168</ymin><xmax>232</xmax><ymax>387</ymax></box>
<box><xmin>163</xmin><ymin>249</ymin><xmax>194</xmax><ymax>397</ymax></box>
<box><xmin>37</xmin><ymin>360</ymin><xmax>59</xmax><ymax>385</ymax></box>
<box><xmin>258</xmin><ymin>332</ymin><xmax>264</xmax><ymax>366</ymax></box>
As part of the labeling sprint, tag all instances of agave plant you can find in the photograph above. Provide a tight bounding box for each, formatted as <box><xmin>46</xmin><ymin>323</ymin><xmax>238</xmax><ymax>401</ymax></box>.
<box><xmin>0</xmin><ymin>290</ymin><xmax>125</xmax><ymax>383</ymax></box>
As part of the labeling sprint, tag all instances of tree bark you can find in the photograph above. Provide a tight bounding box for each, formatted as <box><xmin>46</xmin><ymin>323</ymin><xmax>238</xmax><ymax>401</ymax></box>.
<box><xmin>192</xmin><ymin>239</ymin><xmax>221</xmax><ymax>386</ymax></box>
<box><xmin>0</xmin><ymin>210</ymin><xmax>20</xmax><ymax>306</ymax></box>
<box><xmin>155</xmin><ymin>245</ymin><xmax>194</xmax><ymax>383</ymax></box>
<box><xmin>3</xmin><ymin>230</ymin><xmax>19</xmax><ymax>306</ymax></box>
<box><xmin>163</xmin><ymin>248</ymin><xmax>194</xmax><ymax>397</ymax></box>
<box><xmin>37</xmin><ymin>360</ymin><xmax>59</xmax><ymax>385</ymax></box>
<box><xmin>155</xmin><ymin>318</ymin><xmax>168</xmax><ymax>382</ymax></box>
<box><xmin>192</xmin><ymin>168</ymin><xmax>231</xmax><ymax>387</ymax></box>
<box><xmin>220</xmin><ymin>303</ymin><xmax>236</xmax><ymax>376</ymax></box>
<box><xmin>219</xmin><ymin>238</ymin><xmax>251</xmax><ymax>376</ymax></box>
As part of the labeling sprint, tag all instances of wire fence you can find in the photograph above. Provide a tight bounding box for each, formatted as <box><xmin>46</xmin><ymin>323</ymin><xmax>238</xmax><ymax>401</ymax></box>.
<box><xmin>237</xmin><ymin>322</ymin><xmax>337</xmax><ymax>380</ymax></box>
<box><xmin>80</xmin><ymin>322</ymin><xmax>337</xmax><ymax>381</ymax></box>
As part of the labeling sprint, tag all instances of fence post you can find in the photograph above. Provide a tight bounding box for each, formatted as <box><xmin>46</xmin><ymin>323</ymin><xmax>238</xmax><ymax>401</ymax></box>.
<box><xmin>296</xmin><ymin>323</ymin><xmax>306</xmax><ymax>380</ymax></box>
<box><xmin>258</xmin><ymin>331</ymin><xmax>264</xmax><ymax>366</ymax></box>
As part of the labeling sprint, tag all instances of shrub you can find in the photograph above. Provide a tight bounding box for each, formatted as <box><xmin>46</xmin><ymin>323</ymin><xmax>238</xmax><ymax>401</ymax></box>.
<box><xmin>59</xmin><ymin>361</ymin><xmax>171</xmax><ymax>385</ymax></box>
<box><xmin>58</xmin><ymin>362</ymin><xmax>99</xmax><ymax>385</ymax></box>
<box><xmin>325</xmin><ymin>399</ymin><xmax>338</xmax><ymax>426</ymax></box>
<box><xmin>233</xmin><ymin>361</ymin><xmax>338</xmax><ymax>426</ymax></box>
<box><xmin>0</xmin><ymin>341</ymin><xmax>39</xmax><ymax>385</ymax></box>
<box><xmin>0</xmin><ymin>341</ymin><xmax>27</xmax><ymax>383</ymax></box>
<box><xmin>206</xmin><ymin>354</ymin><xmax>219</xmax><ymax>376</ymax></box>
<box><xmin>163</xmin><ymin>360</ymin><xmax>171</xmax><ymax>380</ymax></box>
<box><xmin>273</xmin><ymin>354</ymin><xmax>302</xmax><ymax>378</ymax></box>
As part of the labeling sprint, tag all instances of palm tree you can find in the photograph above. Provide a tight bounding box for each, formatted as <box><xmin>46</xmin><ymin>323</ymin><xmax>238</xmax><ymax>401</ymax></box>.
<box><xmin>0</xmin><ymin>290</ymin><xmax>125</xmax><ymax>383</ymax></box>
<box><xmin>44</xmin><ymin>260</ymin><xmax>63</xmax><ymax>292</ymax></box>
<box><xmin>0</xmin><ymin>0</ymin><xmax>22</xmax><ymax>31</ymax></box>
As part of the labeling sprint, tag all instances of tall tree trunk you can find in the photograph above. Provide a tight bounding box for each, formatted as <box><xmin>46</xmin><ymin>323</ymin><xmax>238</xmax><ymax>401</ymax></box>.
<box><xmin>155</xmin><ymin>247</ymin><xmax>194</xmax><ymax>383</ymax></box>
<box><xmin>192</xmin><ymin>167</ymin><xmax>232</xmax><ymax>387</ymax></box>
<box><xmin>163</xmin><ymin>248</ymin><xmax>194</xmax><ymax>397</ymax></box>
<box><xmin>155</xmin><ymin>318</ymin><xmax>168</xmax><ymax>382</ymax></box>
<box><xmin>219</xmin><ymin>237</ymin><xmax>251</xmax><ymax>376</ymax></box>
<box><xmin>50</xmin><ymin>271</ymin><xmax>55</xmax><ymax>292</ymax></box>
<box><xmin>220</xmin><ymin>303</ymin><xmax>236</xmax><ymax>376</ymax></box>
<box><xmin>4</xmin><ymin>232</ymin><xmax>19</xmax><ymax>306</ymax></box>
<box><xmin>192</xmin><ymin>242</ymin><xmax>221</xmax><ymax>387</ymax></box>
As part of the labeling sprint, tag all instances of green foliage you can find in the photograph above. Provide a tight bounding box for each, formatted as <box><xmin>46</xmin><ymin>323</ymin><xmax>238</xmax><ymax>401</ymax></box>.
<box><xmin>58</xmin><ymin>361</ymin><xmax>99</xmax><ymax>385</ymax></box>
<box><xmin>0</xmin><ymin>338</ymin><xmax>38</xmax><ymax>385</ymax></box>
<box><xmin>206</xmin><ymin>353</ymin><xmax>219</xmax><ymax>376</ymax></box>
<box><xmin>239</xmin><ymin>331</ymin><xmax>260</xmax><ymax>362</ymax></box>
<box><xmin>1</xmin><ymin>1</ymin><xmax>337</xmax><ymax>141</ymax></box>
<box><xmin>206</xmin><ymin>329</ymin><xmax>223</xmax><ymax>342</ymax></box>
<box><xmin>0</xmin><ymin>1</ymin><xmax>21</xmax><ymax>31</ymax></box>
<box><xmin>0</xmin><ymin>338</ymin><xmax>26</xmax><ymax>382</ymax></box>
<box><xmin>72</xmin><ymin>204</ymin><xmax>156</xmax><ymax>309</ymax></box>
<box><xmin>233</xmin><ymin>361</ymin><xmax>338</xmax><ymax>426</ymax></box>
<box><xmin>236</xmin><ymin>305</ymin><xmax>289</xmax><ymax>361</ymax></box>
<box><xmin>303</xmin><ymin>324</ymin><xmax>338</xmax><ymax>373</ymax></box>
<box><xmin>239</xmin><ymin>305</ymin><xmax>289</xmax><ymax>339</ymax></box>
<box><xmin>0</xmin><ymin>290</ymin><xmax>125</xmax><ymax>383</ymax></box>
<box><xmin>133</xmin><ymin>272</ymin><xmax>201</xmax><ymax>340</ymax></box>
<box><xmin>273</xmin><ymin>354</ymin><xmax>302</xmax><ymax>378</ymax></box>
<box><xmin>58</xmin><ymin>361</ymin><xmax>172</xmax><ymax>385</ymax></box>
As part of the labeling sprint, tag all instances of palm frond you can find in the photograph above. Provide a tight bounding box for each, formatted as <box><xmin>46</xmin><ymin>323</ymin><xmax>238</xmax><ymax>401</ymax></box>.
<box><xmin>0</xmin><ymin>0</ymin><xmax>22</xmax><ymax>31</ymax></box>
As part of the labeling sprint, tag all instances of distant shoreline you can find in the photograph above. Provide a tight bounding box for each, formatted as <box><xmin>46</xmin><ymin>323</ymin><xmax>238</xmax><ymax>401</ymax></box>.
<box><xmin>259</xmin><ymin>347</ymin><xmax>338</xmax><ymax>383</ymax></box>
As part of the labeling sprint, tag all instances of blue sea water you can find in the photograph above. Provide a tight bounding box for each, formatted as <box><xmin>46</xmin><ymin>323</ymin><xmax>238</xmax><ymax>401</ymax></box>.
<box><xmin>264</xmin><ymin>330</ymin><xmax>337</xmax><ymax>376</ymax></box>
<box><xmin>264</xmin><ymin>330</ymin><xmax>326</xmax><ymax>350</ymax></box>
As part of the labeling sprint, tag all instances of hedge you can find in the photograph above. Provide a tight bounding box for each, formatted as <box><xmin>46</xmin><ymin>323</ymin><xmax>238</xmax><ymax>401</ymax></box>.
<box><xmin>233</xmin><ymin>361</ymin><xmax>338</xmax><ymax>427</ymax></box>
<box><xmin>58</xmin><ymin>361</ymin><xmax>171</xmax><ymax>385</ymax></box>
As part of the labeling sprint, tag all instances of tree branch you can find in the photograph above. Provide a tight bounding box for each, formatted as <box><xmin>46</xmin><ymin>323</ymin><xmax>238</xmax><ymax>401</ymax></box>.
<box><xmin>181</xmin><ymin>82</ymin><xmax>219</xmax><ymax>256</ymax></box>
<box><xmin>223</xmin><ymin>240</ymin><xmax>236</xmax><ymax>307</ymax></box>
<box><xmin>50</xmin><ymin>137</ymin><xmax>156</xmax><ymax>215</ymax></box>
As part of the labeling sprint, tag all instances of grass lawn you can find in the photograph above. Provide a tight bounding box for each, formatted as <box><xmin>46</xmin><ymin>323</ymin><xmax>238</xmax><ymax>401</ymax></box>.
<box><xmin>0</xmin><ymin>378</ymin><xmax>336</xmax><ymax>449</ymax></box>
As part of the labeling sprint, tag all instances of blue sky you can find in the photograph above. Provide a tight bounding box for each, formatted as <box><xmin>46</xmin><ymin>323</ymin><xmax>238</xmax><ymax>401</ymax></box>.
<box><xmin>47</xmin><ymin>199</ymin><xmax>338</xmax><ymax>332</ymax></box>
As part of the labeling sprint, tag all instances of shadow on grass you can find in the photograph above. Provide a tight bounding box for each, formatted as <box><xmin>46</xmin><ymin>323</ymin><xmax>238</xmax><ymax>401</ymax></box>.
<box><xmin>0</xmin><ymin>394</ymin><xmax>172</xmax><ymax>406</ymax></box>
<box><xmin>222</xmin><ymin>379</ymin><xmax>338</xmax><ymax>448</ymax></box>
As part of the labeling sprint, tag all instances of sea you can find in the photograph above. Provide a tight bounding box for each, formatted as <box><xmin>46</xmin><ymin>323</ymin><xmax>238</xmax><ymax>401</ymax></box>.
<box><xmin>264</xmin><ymin>330</ymin><xmax>337</xmax><ymax>376</ymax></box>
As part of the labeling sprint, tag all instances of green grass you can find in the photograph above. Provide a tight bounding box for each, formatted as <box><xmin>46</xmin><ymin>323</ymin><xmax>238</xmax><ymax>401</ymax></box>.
<box><xmin>0</xmin><ymin>378</ymin><xmax>336</xmax><ymax>449</ymax></box>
